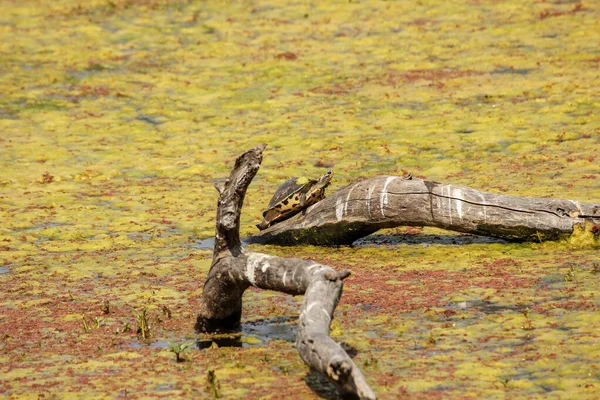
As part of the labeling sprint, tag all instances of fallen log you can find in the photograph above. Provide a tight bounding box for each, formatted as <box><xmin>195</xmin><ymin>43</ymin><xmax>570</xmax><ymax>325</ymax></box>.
<box><xmin>249</xmin><ymin>175</ymin><xmax>600</xmax><ymax>246</ymax></box>
<box><xmin>196</xmin><ymin>144</ymin><xmax>376</xmax><ymax>399</ymax></box>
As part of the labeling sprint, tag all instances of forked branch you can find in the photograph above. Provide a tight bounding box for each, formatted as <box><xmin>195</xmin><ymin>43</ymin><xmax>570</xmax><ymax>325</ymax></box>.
<box><xmin>196</xmin><ymin>144</ymin><xmax>376</xmax><ymax>399</ymax></box>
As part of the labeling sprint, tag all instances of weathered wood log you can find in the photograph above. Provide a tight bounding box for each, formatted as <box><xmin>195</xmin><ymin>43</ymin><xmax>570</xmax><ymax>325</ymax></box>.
<box><xmin>196</xmin><ymin>144</ymin><xmax>376</xmax><ymax>399</ymax></box>
<box><xmin>249</xmin><ymin>175</ymin><xmax>600</xmax><ymax>246</ymax></box>
<box><xmin>298</xmin><ymin>268</ymin><xmax>374</xmax><ymax>398</ymax></box>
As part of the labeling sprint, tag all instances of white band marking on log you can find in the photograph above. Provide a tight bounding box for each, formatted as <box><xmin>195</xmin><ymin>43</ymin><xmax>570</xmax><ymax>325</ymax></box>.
<box><xmin>453</xmin><ymin>187</ymin><xmax>464</xmax><ymax>220</ymax></box>
<box><xmin>380</xmin><ymin>176</ymin><xmax>396</xmax><ymax>217</ymax></box>
<box><xmin>246</xmin><ymin>252</ymin><xmax>270</xmax><ymax>285</ymax></box>
<box><xmin>306</xmin><ymin>301</ymin><xmax>319</xmax><ymax>314</ymax></box>
<box><xmin>261</xmin><ymin>262</ymin><xmax>270</xmax><ymax>273</ymax></box>
<box><xmin>475</xmin><ymin>191</ymin><xmax>488</xmax><ymax>221</ymax></box>
<box><xmin>321</xmin><ymin>308</ymin><xmax>331</xmax><ymax>321</ymax></box>
<box><xmin>307</xmin><ymin>263</ymin><xmax>321</xmax><ymax>273</ymax></box>
<box><xmin>447</xmin><ymin>185</ymin><xmax>453</xmax><ymax>224</ymax></box>
<box><xmin>246</xmin><ymin>262</ymin><xmax>256</xmax><ymax>285</ymax></box>
<box><xmin>282</xmin><ymin>271</ymin><xmax>288</xmax><ymax>286</ymax></box>
<box><xmin>570</xmin><ymin>200</ymin><xmax>583</xmax><ymax>216</ymax></box>
<box><xmin>366</xmin><ymin>184</ymin><xmax>375</xmax><ymax>215</ymax></box>
<box><xmin>343</xmin><ymin>183</ymin><xmax>356</xmax><ymax>215</ymax></box>
<box><xmin>335</xmin><ymin>195</ymin><xmax>344</xmax><ymax>221</ymax></box>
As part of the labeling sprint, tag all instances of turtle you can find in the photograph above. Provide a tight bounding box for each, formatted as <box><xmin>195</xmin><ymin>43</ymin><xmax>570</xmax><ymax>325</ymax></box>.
<box><xmin>256</xmin><ymin>170</ymin><xmax>334</xmax><ymax>231</ymax></box>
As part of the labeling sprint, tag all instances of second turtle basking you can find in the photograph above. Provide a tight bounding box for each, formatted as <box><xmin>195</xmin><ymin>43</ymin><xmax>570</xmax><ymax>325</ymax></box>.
<box><xmin>257</xmin><ymin>170</ymin><xmax>334</xmax><ymax>230</ymax></box>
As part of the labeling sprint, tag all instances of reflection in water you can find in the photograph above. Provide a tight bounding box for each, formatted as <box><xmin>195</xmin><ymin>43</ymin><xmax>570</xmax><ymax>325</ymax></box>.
<box><xmin>189</xmin><ymin>236</ymin><xmax>251</xmax><ymax>250</ymax></box>
<box><xmin>193</xmin><ymin>237</ymin><xmax>215</xmax><ymax>250</ymax></box>
<box><xmin>353</xmin><ymin>233</ymin><xmax>506</xmax><ymax>247</ymax></box>
<box><xmin>197</xmin><ymin>334</ymin><xmax>243</xmax><ymax>349</ymax></box>
<box><xmin>492</xmin><ymin>67</ymin><xmax>533</xmax><ymax>75</ymax></box>
<box><xmin>304</xmin><ymin>369</ymin><xmax>341</xmax><ymax>400</ymax></box>
<box><xmin>129</xmin><ymin>340</ymin><xmax>177</xmax><ymax>349</ymax></box>
<box><xmin>450</xmin><ymin>299</ymin><xmax>526</xmax><ymax>314</ymax></box>
<box><xmin>196</xmin><ymin>316</ymin><xmax>298</xmax><ymax>349</ymax></box>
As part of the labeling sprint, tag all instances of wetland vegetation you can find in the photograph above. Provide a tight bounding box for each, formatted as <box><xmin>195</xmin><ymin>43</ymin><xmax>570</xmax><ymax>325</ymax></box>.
<box><xmin>1</xmin><ymin>0</ymin><xmax>598</xmax><ymax>398</ymax></box>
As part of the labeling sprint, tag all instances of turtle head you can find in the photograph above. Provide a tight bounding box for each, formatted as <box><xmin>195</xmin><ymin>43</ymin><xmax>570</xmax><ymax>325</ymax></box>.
<box><xmin>316</xmin><ymin>170</ymin><xmax>334</xmax><ymax>188</ymax></box>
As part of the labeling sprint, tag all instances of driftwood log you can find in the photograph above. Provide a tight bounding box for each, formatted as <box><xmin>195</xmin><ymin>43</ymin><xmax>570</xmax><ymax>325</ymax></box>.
<box><xmin>250</xmin><ymin>175</ymin><xmax>600</xmax><ymax>246</ymax></box>
<box><xmin>196</xmin><ymin>144</ymin><xmax>376</xmax><ymax>399</ymax></box>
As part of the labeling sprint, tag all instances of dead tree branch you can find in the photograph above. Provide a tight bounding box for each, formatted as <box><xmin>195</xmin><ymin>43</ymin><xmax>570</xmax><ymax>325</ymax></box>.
<box><xmin>196</xmin><ymin>144</ymin><xmax>376</xmax><ymax>399</ymax></box>
<box><xmin>250</xmin><ymin>176</ymin><xmax>600</xmax><ymax>246</ymax></box>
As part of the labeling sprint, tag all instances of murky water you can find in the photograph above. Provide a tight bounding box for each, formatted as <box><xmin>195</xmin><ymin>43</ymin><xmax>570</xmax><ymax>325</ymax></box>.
<box><xmin>196</xmin><ymin>316</ymin><xmax>297</xmax><ymax>349</ymax></box>
<box><xmin>189</xmin><ymin>236</ymin><xmax>253</xmax><ymax>250</ymax></box>
<box><xmin>133</xmin><ymin>316</ymin><xmax>298</xmax><ymax>350</ymax></box>
<box><xmin>449</xmin><ymin>299</ymin><xmax>526</xmax><ymax>314</ymax></box>
<box><xmin>190</xmin><ymin>237</ymin><xmax>215</xmax><ymax>251</ymax></box>
<box><xmin>1</xmin><ymin>0</ymin><xmax>598</xmax><ymax>398</ymax></box>
<box><xmin>353</xmin><ymin>233</ymin><xmax>506</xmax><ymax>247</ymax></box>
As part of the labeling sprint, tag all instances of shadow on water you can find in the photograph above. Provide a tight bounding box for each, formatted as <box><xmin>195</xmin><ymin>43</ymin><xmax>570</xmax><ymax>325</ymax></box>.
<box><xmin>197</xmin><ymin>334</ymin><xmax>243</xmax><ymax>349</ymax></box>
<box><xmin>492</xmin><ymin>66</ymin><xmax>533</xmax><ymax>75</ymax></box>
<box><xmin>303</xmin><ymin>342</ymin><xmax>359</xmax><ymax>399</ymax></box>
<box><xmin>196</xmin><ymin>316</ymin><xmax>298</xmax><ymax>349</ymax></box>
<box><xmin>305</xmin><ymin>370</ymin><xmax>344</xmax><ymax>400</ymax></box>
<box><xmin>191</xmin><ymin>237</ymin><xmax>215</xmax><ymax>250</ymax></box>
<box><xmin>305</xmin><ymin>367</ymin><xmax>365</xmax><ymax>400</ymax></box>
<box><xmin>129</xmin><ymin>340</ymin><xmax>173</xmax><ymax>349</ymax></box>
<box><xmin>129</xmin><ymin>316</ymin><xmax>298</xmax><ymax>350</ymax></box>
<box><xmin>193</xmin><ymin>233</ymin><xmax>506</xmax><ymax>250</ymax></box>
<box><xmin>188</xmin><ymin>236</ymin><xmax>252</xmax><ymax>251</ymax></box>
<box><xmin>353</xmin><ymin>233</ymin><xmax>507</xmax><ymax>247</ymax></box>
<box><xmin>449</xmin><ymin>299</ymin><xmax>527</xmax><ymax>314</ymax></box>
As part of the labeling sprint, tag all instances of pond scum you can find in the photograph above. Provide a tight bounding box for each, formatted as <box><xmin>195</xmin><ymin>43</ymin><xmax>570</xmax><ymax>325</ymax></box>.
<box><xmin>1</xmin><ymin>0</ymin><xmax>599</xmax><ymax>398</ymax></box>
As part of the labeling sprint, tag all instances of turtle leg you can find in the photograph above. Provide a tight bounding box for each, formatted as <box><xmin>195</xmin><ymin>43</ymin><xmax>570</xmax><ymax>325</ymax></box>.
<box><xmin>256</xmin><ymin>221</ymin><xmax>270</xmax><ymax>230</ymax></box>
<box><xmin>300</xmin><ymin>194</ymin><xmax>317</xmax><ymax>216</ymax></box>
<box><xmin>299</xmin><ymin>192</ymin><xmax>307</xmax><ymax>207</ymax></box>
<box><xmin>257</xmin><ymin>209</ymin><xmax>280</xmax><ymax>230</ymax></box>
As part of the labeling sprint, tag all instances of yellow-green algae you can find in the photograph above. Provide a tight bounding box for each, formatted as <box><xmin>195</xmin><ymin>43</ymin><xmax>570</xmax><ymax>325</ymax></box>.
<box><xmin>1</xmin><ymin>0</ymin><xmax>599</xmax><ymax>399</ymax></box>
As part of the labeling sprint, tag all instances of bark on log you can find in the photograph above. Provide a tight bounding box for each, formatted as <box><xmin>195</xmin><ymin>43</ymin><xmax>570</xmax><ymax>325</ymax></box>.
<box><xmin>196</xmin><ymin>144</ymin><xmax>376</xmax><ymax>399</ymax></box>
<box><xmin>249</xmin><ymin>176</ymin><xmax>600</xmax><ymax>246</ymax></box>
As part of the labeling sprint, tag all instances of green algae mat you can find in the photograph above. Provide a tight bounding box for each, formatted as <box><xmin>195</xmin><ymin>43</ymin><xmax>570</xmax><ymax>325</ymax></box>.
<box><xmin>1</xmin><ymin>0</ymin><xmax>599</xmax><ymax>398</ymax></box>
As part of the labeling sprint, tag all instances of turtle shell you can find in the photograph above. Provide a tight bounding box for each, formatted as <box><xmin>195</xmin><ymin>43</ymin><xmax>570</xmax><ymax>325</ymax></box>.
<box><xmin>256</xmin><ymin>171</ymin><xmax>333</xmax><ymax>231</ymax></box>
<box><xmin>267</xmin><ymin>177</ymin><xmax>314</xmax><ymax>209</ymax></box>
<box><xmin>256</xmin><ymin>177</ymin><xmax>316</xmax><ymax>230</ymax></box>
